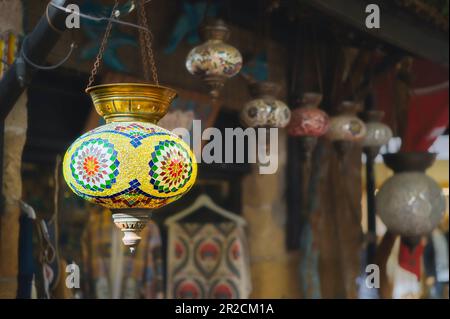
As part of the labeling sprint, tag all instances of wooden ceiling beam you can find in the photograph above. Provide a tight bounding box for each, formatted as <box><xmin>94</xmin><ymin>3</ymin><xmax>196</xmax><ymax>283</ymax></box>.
<box><xmin>301</xmin><ymin>0</ymin><xmax>449</xmax><ymax>65</ymax></box>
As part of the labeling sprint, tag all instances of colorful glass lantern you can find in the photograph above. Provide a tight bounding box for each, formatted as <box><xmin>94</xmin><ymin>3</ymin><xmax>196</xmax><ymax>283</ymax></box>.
<box><xmin>362</xmin><ymin>110</ymin><xmax>393</xmax><ymax>148</ymax></box>
<box><xmin>240</xmin><ymin>81</ymin><xmax>291</xmax><ymax>128</ymax></box>
<box><xmin>376</xmin><ymin>152</ymin><xmax>445</xmax><ymax>237</ymax></box>
<box><xmin>63</xmin><ymin>83</ymin><xmax>197</xmax><ymax>250</ymax></box>
<box><xmin>186</xmin><ymin>19</ymin><xmax>243</xmax><ymax>98</ymax></box>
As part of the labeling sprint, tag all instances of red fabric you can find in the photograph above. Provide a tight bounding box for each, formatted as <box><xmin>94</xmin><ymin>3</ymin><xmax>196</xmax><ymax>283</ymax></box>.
<box><xmin>374</xmin><ymin>59</ymin><xmax>449</xmax><ymax>152</ymax></box>
<box><xmin>402</xmin><ymin>85</ymin><xmax>449</xmax><ymax>151</ymax></box>
<box><xmin>398</xmin><ymin>241</ymin><xmax>424</xmax><ymax>280</ymax></box>
<box><xmin>374</xmin><ymin>70</ymin><xmax>396</xmax><ymax>130</ymax></box>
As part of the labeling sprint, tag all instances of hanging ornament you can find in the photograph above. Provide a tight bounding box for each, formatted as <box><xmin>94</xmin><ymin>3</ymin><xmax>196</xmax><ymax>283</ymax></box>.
<box><xmin>362</xmin><ymin>110</ymin><xmax>392</xmax><ymax>151</ymax></box>
<box><xmin>186</xmin><ymin>19</ymin><xmax>243</xmax><ymax>99</ymax></box>
<box><xmin>376</xmin><ymin>152</ymin><xmax>445</xmax><ymax>237</ymax></box>
<box><xmin>326</xmin><ymin>101</ymin><xmax>366</xmax><ymax>157</ymax></box>
<box><xmin>62</xmin><ymin>0</ymin><xmax>197</xmax><ymax>252</ymax></box>
<box><xmin>240</xmin><ymin>81</ymin><xmax>291</xmax><ymax>129</ymax></box>
<box><xmin>287</xmin><ymin>92</ymin><xmax>329</xmax><ymax>160</ymax></box>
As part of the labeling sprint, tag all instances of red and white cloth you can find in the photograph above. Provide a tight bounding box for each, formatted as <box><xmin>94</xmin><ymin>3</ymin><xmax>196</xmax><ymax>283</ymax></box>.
<box><xmin>166</xmin><ymin>222</ymin><xmax>251</xmax><ymax>299</ymax></box>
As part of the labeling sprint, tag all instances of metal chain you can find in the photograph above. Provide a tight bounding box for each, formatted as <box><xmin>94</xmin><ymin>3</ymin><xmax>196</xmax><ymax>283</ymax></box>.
<box><xmin>137</xmin><ymin>0</ymin><xmax>159</xmax><ymax>85</ymax></box>
<box><xmin>86</xmin><ymin>0</ymin><xmax>120</xmax><ymax>89</ymax></box>
<box><xmin>137</xmin><ymin>0</ymin><xmax>150</xmax><ymax>81</ymax></box>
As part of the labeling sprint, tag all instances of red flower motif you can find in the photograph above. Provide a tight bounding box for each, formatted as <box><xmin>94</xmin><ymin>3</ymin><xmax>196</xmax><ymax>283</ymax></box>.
<box><xmin>83</xmin><ymin>156</ymin><xmax>99</xmax><ymax>176</ymax></box>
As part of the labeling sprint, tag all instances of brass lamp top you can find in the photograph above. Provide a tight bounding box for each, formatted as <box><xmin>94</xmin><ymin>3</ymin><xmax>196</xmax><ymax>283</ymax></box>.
<box><xmin>86</xmin><ymin>83</ymin><xmax>177</xmax><ymax>124</ymax></box>
<box><xmin>201</xmin><ymin>19</ymin><xmax>230</xmax><ymax>41</ymax></box>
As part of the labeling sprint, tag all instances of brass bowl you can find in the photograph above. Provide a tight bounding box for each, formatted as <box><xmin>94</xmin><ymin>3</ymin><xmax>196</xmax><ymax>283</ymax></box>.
<box><xmin>86</xmin><ymin>83</ymin><xmax>178</xmax><ymax>123</ymax></box>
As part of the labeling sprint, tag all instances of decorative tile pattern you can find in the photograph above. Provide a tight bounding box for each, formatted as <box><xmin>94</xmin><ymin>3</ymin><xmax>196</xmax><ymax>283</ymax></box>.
<box><xmin>149</xmin><ymin>141</ymin><xmax>193</xmax><ymax>194</ymax></box>
<box><xmin>70</xmin><ymin>138</ymin><xmax>119</xmax><ymax>192</ymax></box>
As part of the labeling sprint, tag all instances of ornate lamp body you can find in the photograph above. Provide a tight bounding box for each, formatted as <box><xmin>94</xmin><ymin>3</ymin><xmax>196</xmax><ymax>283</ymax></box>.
<box><xmin>376</xmin><ymin>152</ymin><xmax>445</xmax><ymax>237</ymax></box>
<box><xmin>240</xmin><ymin>81</ymin><xmax>291</xmax><ymax>129</ymax></box>
<box><xmin>186</xmin><ymin>19</ymin><xmax>242</xmax><ymax>98</ymax></box>
<box><xmin>326</xmin><ymin>101</ymin><xmax>366</xmax><ymax>156</ymax></box>
<box><xmin>362</xmin><ymin>110</ymin><xmax>393</xmax><ymax>149</ymax></box>
<box><xmin>287</xmin><ymin>93</ymin><xmax>329</xmax><ymax>159</ymax></box>
<box><xmin>63</xmin><ymin>84</ymin><xmax>197</xmax><ymax>250</ymax></box>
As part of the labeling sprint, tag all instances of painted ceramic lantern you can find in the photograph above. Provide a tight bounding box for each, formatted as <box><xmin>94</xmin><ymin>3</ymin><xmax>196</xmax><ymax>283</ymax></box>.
<box><xmin>186</xmin><ymin>19</ymin><xmax>242</xmax><ymax>98</ymax></box>
<box><xmin>240</xmin><ymin>81</ymin><xmax>291</xmax><ymax>128</ymax></box>
<box><xmin>63</xmin><ymin>83</ymin><xmax>197</xmax><ymax>250</ymax></box>
<box><xmin>287</xmin><ymin>92</ymin><xmax>329</xmax><ymax>160</ymax></box>
<box><xmin>326</xmin><ymin>101</ymin><xmax>366</xmax><ymax>142</ymax></box>
<box><xmin>376</xmin><ymin>152</ymin><xmax>445</xmax><ymax>237</ymax></box>
<box><xmin>362</xmin><ymin>110</ymin><xmax>392</xmax><ymax>148</ymax></box>
<box><xmin>288</xmin><ymin>93</ymin><xmax>329</xmax><ymax>137</ymax></box>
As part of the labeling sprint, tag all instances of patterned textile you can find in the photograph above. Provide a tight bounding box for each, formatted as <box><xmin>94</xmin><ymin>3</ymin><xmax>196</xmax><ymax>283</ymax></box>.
<box><xmin>81</xmin><ymin>209</ymin><xmax>163</xmax><ymax>299</ymax></box>
<box><xmin>167</xmin><ymin>222</ymin><xmax>251</xmax><ymax>299</ymax></box>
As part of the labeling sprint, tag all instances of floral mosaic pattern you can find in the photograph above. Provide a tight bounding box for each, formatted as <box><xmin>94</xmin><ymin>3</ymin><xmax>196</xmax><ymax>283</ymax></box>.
<box><xmin>70</xmin><ymin>138</ymin><xmax>119</xmax><ymax>192</ymax></box>
<box><xmin>149</xmin><ymin>140</ymin><xmax>193</xmax><ymax>194</ymax></box>
<box><xmin>186</xmin><ymin>41</ymin><xmax>243</xmax><ymax>78</ymax></box>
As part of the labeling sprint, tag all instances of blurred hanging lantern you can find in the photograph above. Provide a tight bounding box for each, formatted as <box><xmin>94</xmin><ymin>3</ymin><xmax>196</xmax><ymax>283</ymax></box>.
<box><xmin>240</xmin><ymin>81</ymin><xmax>291</xmax><ymax>129</ymax></box>
<box><xmin>326</xmin><ymin>101</ymin><xmax>366</xmax><ymax>156</ymax></box>
<box><xmin>376</xmin><ymin>152</ymin><xmax>445</xmax><ymax>237</ymax></box>
<box><xmin>62</xmin><ymin>0</ymin><xmax>197</xmax><ymax>251</ymax></box>
<box><xmin>287</xmin><ymin>92</ymin><xmax>329</xmax><ymax>160</ymax></box>
<box><xmin>186</xmin><ymin>19</ymin><xmax>243</xmax><ymax>99</ymax></box>
<box><xmin>362</xmin><ymin>110</ymin><xmax>393</xmax><ymax>151</ymax></box>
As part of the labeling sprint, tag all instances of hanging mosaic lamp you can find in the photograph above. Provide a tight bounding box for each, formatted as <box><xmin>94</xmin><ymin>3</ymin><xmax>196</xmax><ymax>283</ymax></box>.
<box><xmin>326</xmin><ymin>101</ymin><xmax>366</xmax><ymax>156</ymax></box>
<box><xmin>62</xmin><ymin>1</ymin><xmax>197</xmax><ymax>252</ymax></box>
<box><xmin>63</xmin><ymin>84</ymin><xmax>197</xmax><ymax>251</ymax></box>
<box><xmin>376</xmin><ymin>152</ymin><xmax>445</xmax><ymax>237</ymax></box>
<box><xmin>287</xmin><ymin>92</ymin><xmax>329</xmax><ymax>160</ymax></box>
<box><xmin>186</xmin><ymin>19</ymin><xmax>243</xmax><ymax>99</ymax></box>
<box><xmin>362</xmin><ymin>110</ymin><xmax>392</xmax><ymax>152</ymax></box>
<box><xmin>240</xmin><ymin>81</ymin><xmax>291</xmax><ymax>129</ymax></box>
